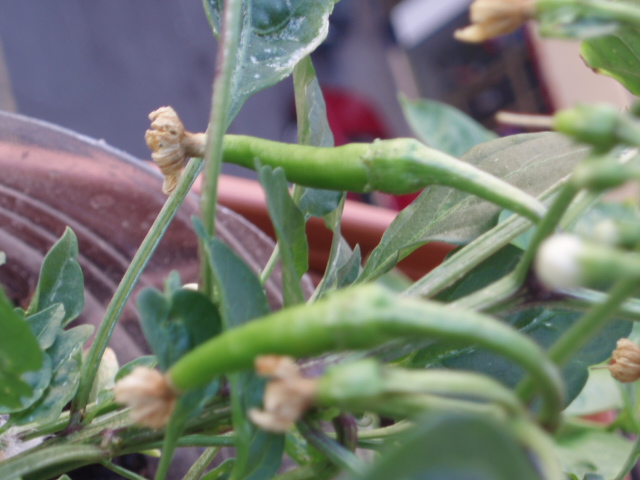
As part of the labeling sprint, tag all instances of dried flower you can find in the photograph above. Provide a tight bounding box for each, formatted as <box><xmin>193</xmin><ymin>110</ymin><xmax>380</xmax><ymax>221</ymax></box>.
<box><xmin>249</xmin><ymin>356</ymin><xmax>318</xmax><ymax>433</ymax></box>
<box><xmin>455</xmin><ymin>0</ymin><xmax>535</xmax><ymax>43</ymax></box>
<box><xmin>113</xmin><ymin>367</ymin><xmax>178</xmax><ymax>429</ymax></box>
<box><xmin>144</xmin><ymin>107</ymin><xmax>205</xmax><ymax>194</ymax></box>
<box><xmin>609</xmin><ymin>338</ymin><xmax>640</xmax><ymax>383</ymax></box>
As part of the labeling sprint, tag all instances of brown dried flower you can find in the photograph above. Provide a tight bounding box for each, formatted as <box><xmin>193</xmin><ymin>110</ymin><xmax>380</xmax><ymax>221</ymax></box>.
<box><xmin>249</xmin><ymin>356</ymin><xmax>318</xmax><ymax>433</ymax></box>
<box><xmin>113</xmin><ymin>367</ymin><xmax>179</xmax><ymax>429</ymax></box>
<box><xmin>609</xmin><ymin>338</ymin><xmax>640</xmax><ymax>383</ymax></box>
<box><xmin>455</xmin><ymin>0</ymin><xmax>535</xmax><ymax>43</ymax></box>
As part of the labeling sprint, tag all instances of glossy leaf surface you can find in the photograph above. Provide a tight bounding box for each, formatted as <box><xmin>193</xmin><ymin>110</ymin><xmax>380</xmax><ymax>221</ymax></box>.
<box><xmin>0</xmin><ymin>288</ymin><xmax>43</xmax><ymax>409</ymax></box>
<box><xmin>399</xmin><ymin>94</ymin><xmax>497</xmax><ymax>158</ymax></box>
<box><xmin>203</xmin><ymin>0</ymin><xmax>336</xmax><ymax>121</ymax></box>
<box><xmin>26</xmin><ymin>227</ymin><xmax>84</xmax><ymax>326</ymax></box>
<box><xmin>361</xmin><ymin>133</ymin><xmax>587</xmax><ymax>281</ymax></box>
<box><xmin>207</xmin><ymin>238</ymin><xmax>285</xmax><ymax>480</ymax></box>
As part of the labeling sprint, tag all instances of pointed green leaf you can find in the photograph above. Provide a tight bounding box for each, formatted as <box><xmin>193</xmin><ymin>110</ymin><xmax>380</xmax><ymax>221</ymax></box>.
<box><xmin>26</xmin><ymin>303</ymin><xmax>65</xmax><ymax>350</ymax></box>
<box><xmin>0</xmin><ymin>288</ymin><xmax>43</xmax><ymax>409</ymax></box>
<box><xmin>27</xmin><ymin>227</ymin><xmax>84</xmax><ymax>326</ymax></box>
<box><xmin>257</xmin><ymin>163</ymin><xmax>308</xmax><ymax>306</ymax></box>
<box><xmin>13</xmin><ymin>324</ymin><xmax>93</xmax><ymax>426</ymax></box>
<box><xmin>354</xmin><ymin>412</ymin><xmax>541</xmax><ymax>480</ymax></box>
<box><xmin>399</xmin><ymin>94</ymin><xmax>497</xmax><ymax>158</ymax></box>
<box><xmin>361</xmin><ymin>133</ymin><xmax>588</xmax><ymax>282</ymax></box>
<box><xmin>203</xmin><ymin>0</ymin><xmax>337</xmax><ymax>121</ymax></box>
<box><xmin>206</xmin><ymin>238</ymin><xmax>285</xmax><ymax>480</ymax></box>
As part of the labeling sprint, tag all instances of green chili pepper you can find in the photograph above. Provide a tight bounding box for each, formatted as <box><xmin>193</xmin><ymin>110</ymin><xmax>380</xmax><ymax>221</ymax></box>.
<box><xmin>167</xmin><ymin>285</ymin><xmax>564</xmax><ymax>429</ymax></box>
<box><xmin>220</xmin><ymin>135</ymin><xmax>546</xmax><ymax>222</ymax></box>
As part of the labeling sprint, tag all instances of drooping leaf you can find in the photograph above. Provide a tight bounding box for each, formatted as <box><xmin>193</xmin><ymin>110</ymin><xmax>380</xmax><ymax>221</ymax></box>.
<box><xmin>206</xmin><ymin>238</ymin><xmax>285</xmax><ymax>480</ymax></box>
<box><xmin>407</xmin><ymin>245</ymin><xmax>631</xmax><ymax>406</ymax></box>
<box><xmin>0</xmin><ymin>288</ymin><xmax>43</xmax><ymax>409</ymax></box>
<box><xmin>203</xmin><ymin>0</ymin><xmax>337</xmax><ymax>121</ymax></box>
<box><xmin>27</xmin><ymin>227</ymin><xmax>84</xmax><ymax>326</ymax></box>
<box><xmin>257</xmin><ymin>163</ymin><xmax>308</xmax><ymax>306</ymax></box>
<box><xmin>13</xmin><ymin>324</ymin><xmax>93</xmax><ymax>426</ymax></box>
<box><xmin>554</xmin><ymin>423</ymin><xmax>634</xmax><ymax>480</ymax></box>
<box><xmin>399</xmin><ymin>94</ymin><xmax>497</xmax><ymax>158</ymax></box>
<box><xmin>581</xmin><ymin>26</ymin><xmax>640</xmax><ymax>95</ymax></box>
<box><xmin>360</xmin><ymin>133</ymin><xmax>588</xmax><ymax>282</ymax></box>
<box><xmin>353</xmin><ymin>412</ymin><xmax>541</xmax><ymax>480</ymax></box>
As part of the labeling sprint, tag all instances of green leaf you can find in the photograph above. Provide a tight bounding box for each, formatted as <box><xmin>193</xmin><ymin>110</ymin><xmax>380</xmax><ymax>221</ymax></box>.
<box><xmin>360</xmin><ymin>132</ymin><xmax>588</xmax><ymax>282</ymax></box>
<box><xmin>353</xmin><ymin>412</ymin><xmax>541</xmax><ymax>480</ymax></box>
<box><xmin>555</xmin><ymin>423</ymin><xmax>634</xmax><ymax>480</ymax></box>
<box><xmin>115</xmin><ymin>355</ymin><xmax>157</xmax><ymax>382</ymax></box>
<box><xmin>26</xmin><ymin>304</ymin><xmax>65</xmax><ymax>350</ymax></box>
<box><xmin>257</xmin><ymin>163</ymin><xmax>309</xmax><ymax>306</ymax></box>
<box><xmin>203</xmin><ymin>0</ymin><xmax>337</xmax><ymax>121</ymax></box>
<box><xmin>206</xmin><ymin>238</ymin><xmax>285</xmax><ymax>480</ymax></box>
<box><xmin>581</xmin><ymin>26</ymin><xmax>640</xmax><ymax>94</ymax></box>
<box><xmin>27</xmin><ymin>227</ymin><xmax>84</xmax><ymax>326</ymax></box>
<box><xmin>564</xmin><ymin>366</ymin><xmax>623</xmax><ymax>417</ymax></box>
<box><xmin>137</xmin><ymin>288</ymin><xmax>221</xmax><ymax>372</ymax></box>
<box><xmin>0</xmin><ymin>252</ymin><xmax>5</xmax><ymax>266</ymax></box>
<box><xmin>13</xmin><ymin>324</ymin><xmax>93</xmax><ymax>426</ymax></box>
<box><xmin>399</xmin><ymin>94</ymin><xmax>497</xmax><ymax>158</ymax></box>
<box><xmin>201</xmin><ymin>458</ymin><xmax>235</xmax><ymax>480</ymax></box>
<box><xmin>407</xmin><ymin>245</ymin><xmax>631</xmax><ymax>406</ymax></box>
<box><xmin>0</xmin><ymin>288</ymin><xmax>43</xmax><ymax>409</ymax></box>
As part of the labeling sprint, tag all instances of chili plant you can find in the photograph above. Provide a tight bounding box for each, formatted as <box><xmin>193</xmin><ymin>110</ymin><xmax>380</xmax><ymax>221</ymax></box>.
<box><xmin>4</xmin><ymin>0</ymin><xmax>640</xmax><ymax>479</ymax></box>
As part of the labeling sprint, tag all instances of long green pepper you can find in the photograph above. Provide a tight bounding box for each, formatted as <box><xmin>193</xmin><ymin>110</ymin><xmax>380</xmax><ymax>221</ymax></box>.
<box><xmin>167</xmin><ymin>285</ymin><xmax>564</xmax><ymax>429</ymax></box>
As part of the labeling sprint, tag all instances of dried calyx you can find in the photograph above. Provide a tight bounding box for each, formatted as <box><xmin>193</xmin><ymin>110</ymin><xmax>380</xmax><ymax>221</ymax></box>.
<box><xmin>609</xmin><ymin>338</ymin><xmax>640</xmax><ymax>383</ymax></box>
<box><xmin>249</xmin><ymin>356</ymin><xmax>318</xmax><ymax>433</ymax></box>
<box><xmin>113</xmin><ymin>367</ymin><xmax>179</xmax><ymax>429</ymax></box>
<box><xmin>455</xmin><ymin>0</ymin><xmax>535</xmax><ymax>43</ymax></box>
<box><xmin>145</xmin><ymin>107</ymin><xmax>205</xmax><ymax>194</ymax></box>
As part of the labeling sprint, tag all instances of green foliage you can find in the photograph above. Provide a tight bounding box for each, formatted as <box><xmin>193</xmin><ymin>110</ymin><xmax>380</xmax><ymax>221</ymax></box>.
<box><xmin>582</xmin><ymin>26</ymin><xmax>640</xmax><ymax>95</ymax></box>
<box><xmin>353</xmin><ymin>413</ymin><xmax>542</xmax><ymax>480</ymax></box>
<box><xmin>399</xmin><ymin>94</ymin><xmax>497</xmax><ymax>158</ymax></box>
<box><xmin>0</xmin><ymin>288</ymin><xmax>43</xmax><ymax>409</ymax></box>
<box><xmin>26</xmin><ymin>227</ymin><xmax>84</xmax><ymax>327</ymax></box>
<box><xmin>360</xmin><ymin>133</ymin><xmax>587</xmax><ymax>281</ymax></box>
<box><xmin>257</xmin><ymin>163</ymin><xmax>309</xmax><ymax>306</ymax></box>
<box><xmin>206</xmin><ymin>238</ymin><xmax>285</xmax><ymax>480</ymax></box>
<box><xmin>203</xmin><ymin>0</ymin><xmax>337</xmax><ymax>121</ymax></box>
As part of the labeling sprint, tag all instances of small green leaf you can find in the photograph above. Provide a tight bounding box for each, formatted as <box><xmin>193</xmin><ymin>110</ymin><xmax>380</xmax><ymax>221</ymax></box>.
<box><xmin>581</xmin><ymin>26</ymin><xmax>640</xmax><ymax>95</ymax></box>
<box><xmin>115</xmin><ymin>355</ymin><xmax>157</xmax><ymax>382</ymax></box>
<box><xmin>206</xmin><ymin>238</ymin><xmax>285</xmax><ymax>480</ymax></box>
<box><xmin>26</xmin><ymin>303</ymin><xmax>65</xmax><ymax>350</ymax></box>
<box><xmin>201</xmin><ymin>458</ymin><xmax>235</xmax><ymax>480</ymax></box>
<box><xmin>257</xmin><ymin>163</ymin><xmax>309</xmax><ymax>306</ymax></box>
<box><xmin>361</xmin><ymin>133</ymin><xmax>588</xmax><ymax>282</ymax></box>
<box><xmin>555</xmin><ymin>423</ymin><xmax>634</xmax><ymax>480</ymax></box>
<box><xmin>203</xmin><ymin>0</ymin><xmax>337</xmax><ymax>121</ymax></box>
<box><xmin>399</xmin><ymin>94</ymin><xmax>497</xmax><ymax>158</ymax></box>
<box><xmin>13</xmin><ymin>325</ymin><xmax>93</xmax><ymax>426</ymax></box>
<box><xmin>0</xmin><ymin>288</ymin><xmax>43</xmax><ymax>409</ymax></box>
<box><xmin>354</xmin><ymin>412</ymin><xmax>541</xmax><ymax>480</ymax></box>
<box><xmin>27</xmin><ymin>227</ymin><xmax>84</xmax><ymax>326</ymax></box>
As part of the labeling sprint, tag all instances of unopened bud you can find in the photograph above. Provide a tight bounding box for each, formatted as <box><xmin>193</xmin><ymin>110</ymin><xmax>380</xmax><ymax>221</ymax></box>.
<box><xmin>553</xmin><ymin>104</ymin><xmax>620</xmax><ymax>151</ymax></box>
<box><xmin>455</xmin><ymin>0</ymin><xmax>534</xmax><ymax>43</ymax></box>
<box><xmin>113</xmin><ymin>367</ymin><xmax>178</xmax><ymax>429</ymax></box>
<box><xmin>609</xmin><ymin>339</ymin><xmax>640</xmax><ymax>383</ymax></box>
<box><xmin>535</xmin><ymin>234</ymin><xmax>585</xmax><ymax>290</ymax></box>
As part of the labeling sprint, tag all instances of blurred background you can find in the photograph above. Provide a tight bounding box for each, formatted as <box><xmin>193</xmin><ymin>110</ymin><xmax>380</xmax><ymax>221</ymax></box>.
<box><xmin>0</xmin><ymin>0</ymin><xmax>633</xmax><ymax>176</ymax></box>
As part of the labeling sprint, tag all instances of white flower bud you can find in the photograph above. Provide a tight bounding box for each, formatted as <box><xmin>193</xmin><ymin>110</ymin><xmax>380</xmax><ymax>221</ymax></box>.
<box><xmin>455</xmin><ymin>0</ymin><xmax>534</xmax><ymax>43</ymax></box>
<box><xmin>535</xmin><ymin>234</ymin><xmax>585</xmax><ymax>290</ymax></box>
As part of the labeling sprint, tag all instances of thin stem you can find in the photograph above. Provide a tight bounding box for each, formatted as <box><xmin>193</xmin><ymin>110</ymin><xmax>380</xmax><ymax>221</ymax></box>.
<box><xmin>614</xmin><ymin>434</ymin><xmax>640</xmax><ymax>480</ymax></box>
<box><xmin>260</xmin><ymin>243</ymin><xmax>280</xmax><ymax>285</ymax></box>
<box><xmin>100</xmin><ymin>461</ymin><xmax>149</xmax><ymax>480</ymax></box>
<box><xmin>0</xmin><ymin>445</ymin><xmax>106</xmax><ymax>480</ymax></box>
<box><xmin>182</xmin><ymin>447</ymin><xmax>221</xmax><ymax>480</ymax></box>
<box><xmin>510</xmin><ymin>418</ymin><xmax>565</xmax><ymax>480</ymax></box>
<box><xmin>199</xmin><ymin>0</ymin><xmax>244</xmax><ymax>299</ymax></box>
<box><xmin>71</xmin><ymin>158</ymin><xmax>204</xmax><ymax>420</ymax></box>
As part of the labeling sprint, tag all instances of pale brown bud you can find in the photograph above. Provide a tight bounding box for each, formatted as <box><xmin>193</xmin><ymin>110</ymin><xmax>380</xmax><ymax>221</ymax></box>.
<box><xmin>455</xmin><ymin>0</ymin><xmax>535</xmax><ymax>43</ymax></box>
<box><xmin>144</xmin><ymin>107</ymin><xmax>205</xmax><ymax>194</ymax></box>
<box><xmin>249</xmin><ymin>356</ymin><xmax>318</xmax><ymax>433</ymax></box>
<box><xmin>609</xmin><ymin>338</ymin><xmax>640</xmax><ymax>383</ymax></box>
<box><xmin>113</xmin><ymin>367</ymin><xmax>178</xmax><ymax>429</ymax></box>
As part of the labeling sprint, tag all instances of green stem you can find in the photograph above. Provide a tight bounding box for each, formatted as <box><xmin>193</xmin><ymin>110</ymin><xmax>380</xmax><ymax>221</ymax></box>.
<box><xmin>613</xmin><ymin>433</ymin><xmax>640</xmax><ymax>480</ymax></box>
<box><xmin>100</xmin><ymin>461</ymin><xmax>149</xmax><ymax>480</ymax></box>
<box><xmin>510</xmin><ymin>418</ymin><xmax>565</xmax><ymax>480</ymax></box>
<box><xmin>221</xmin><ymin>135</ymin><xmax>546</xmax><ymax>222</ymax></box>
<box><xmin>0</xmin><ymin>445</ymin><xmax>106</xmax><ymax>480</ymax></box>
<box><xmin>517</xmin><ymin>278</ymin><xmax>639</xmax><ymax>402</ymax></box>
<box><xmin>554</xmin><ymin>288</ymin><xmax>640</xmax><ymax>321</ymax></box>
<box><xmin>182</xmin><ymin>447</ymin><xmax>222</xmax><ymax>480</ymax></box>
<box><xmin>71</xmin><ymin>158</ymin><xmax>204</xmax><ymax>420</ymax></box>
<box><xmin>198</xmin><ymin>0</ymin><xmax>243</xmax><ymax>298</ymax></box>
<box><xmin>167</xmin><ymin>285</ymin><xmax>564</xmax><ymax>429</ymax></box>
